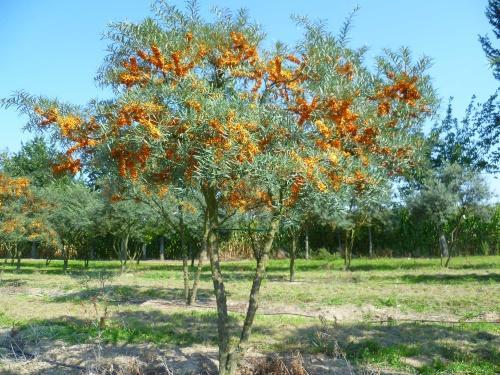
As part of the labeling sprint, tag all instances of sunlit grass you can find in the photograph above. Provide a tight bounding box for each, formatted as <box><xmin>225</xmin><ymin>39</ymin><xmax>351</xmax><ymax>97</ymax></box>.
<box><xmin>0</xmin><ymin>255</ymin><xmax>498</xmax><ymax>373</ymax></box>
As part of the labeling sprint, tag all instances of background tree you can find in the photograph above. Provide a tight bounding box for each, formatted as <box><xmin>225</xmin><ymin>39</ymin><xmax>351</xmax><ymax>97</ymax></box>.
<box><xmin>0</xmin><ymin>173</ymin><xmax>58</xmax><ymax>269</ymax></box>
<box><xmin>43</xmin><ymin>182</ymin><xmax>102</xmax><ymax>270</ymax></box>
<box><xmin>479</xmin><ymin>0</ymin><xmax>500</xmax><ymax>80</ymax></box>
<box><xmin>0</xmin><ymin>138</ymin><xmax>70</xmax><ymax>259</ymax></box>
<box><xmin>351</xmin><ymin>187</ymin><xmax>392</xmax><ymax>260</ymax></box>
<box><xmin>106</xmin><ymin>173</ymin><xmax>207</xmax><ymax>304</ymax></box>
<box><xmin>431</xmin><ymin>96</ymin><xmax>499</xmax><ymax>173</ymax></box>
<box><xmin>98</xmin><ymin>198</ymin><xmax>154</xmax><ymax>272</ymax></box>
<box><xmin>407</xmin><ymin>163</ymin><xmax>490</xmax><ymax>267</ymax></box>
<box><xmin>1</xmin><ymin>137</ymin><xmax>66</xmax><ymax>187</ymax></box>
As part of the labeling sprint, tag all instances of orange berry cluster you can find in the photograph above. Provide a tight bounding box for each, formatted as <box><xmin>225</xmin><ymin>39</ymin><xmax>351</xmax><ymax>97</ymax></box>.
<box><xmin>110</xmin><ymin>143</ymin><xmax>151</xmax><ymax>180</ymax></box>
<box><xmin>116</xmin><ymin>101</ymin><xmax>164</xmax><ymax>138</ymax></box>
<box><xmin>118</xmin><ymin>57</ymin><xmax>151</xmax><ymax>88</ymax></box>
<box><xmin>0</xmin><ymin>174</ymin><xmax>30</xmax><ymax>202</ymax></box>
<box><xmin>226</xmin><ymin>181</ymin><xmax>272</xmax><ymax>210</ymax></box>
<box><xmin>216</xmin><ymin>31</ymin><xmax>259</xmax><ymax>68</ymax></box>
<box><xmin>35</xmin><ymin>107</ymin><xmax>101</xmax><ymax>175</ymax></box>
<box><xmin>372</xmin><ymin>72</ymin><xmax>422</xmax><ymax>116</ymax></box>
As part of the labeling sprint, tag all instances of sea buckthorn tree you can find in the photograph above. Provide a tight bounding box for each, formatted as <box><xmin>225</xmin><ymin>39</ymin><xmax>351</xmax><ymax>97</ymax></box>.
<box><xmin>0</xmin><ymin>173</ymin><xmax>59</xmax><ymax>268</ymax></box>
<box><xmin>4</xmin><ymin>2</ymin><xmax>436</xmax><ymax>373</ymax></box>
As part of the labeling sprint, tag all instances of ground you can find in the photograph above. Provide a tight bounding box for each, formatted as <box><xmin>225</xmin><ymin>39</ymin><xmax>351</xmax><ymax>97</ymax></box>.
<box><xmin>0</xmin><ymin>256</ymin><xmax>498</xmax><ymax>374</ymax></box>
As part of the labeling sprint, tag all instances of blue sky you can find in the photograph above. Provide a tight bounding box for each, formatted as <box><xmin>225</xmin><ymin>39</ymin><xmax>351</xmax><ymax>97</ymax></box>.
<box><xmin>0</xmin><ymin>0</ymin><xmax>498</xmax><ymax>195</ymax></box>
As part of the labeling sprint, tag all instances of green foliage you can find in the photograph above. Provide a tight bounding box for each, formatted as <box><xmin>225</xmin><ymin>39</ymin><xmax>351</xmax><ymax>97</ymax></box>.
<box><xmin>1</xmin><ymin>137</ymin><xmax>67</xmax><ymax>187</ymax></box>
<box><xmin>431</xmin><ymin>96</ymin><xmax>500</xmax><ymax>173</ymax></box>
<box><xmin>481</xmin><ymin>241</ymin><xmax>491</xmax><ymax>256</ymax></box>
<box><xmin>479</xmin><ymin>0</ymin><xmax>500</xmax><ymax>80</ymax></box>
<box><xmin>313</xmin><ymin>247</ymin><xmax>336</xmax><ymax>260</ymax></box>
<box><xmin>407</xmin><ymin>163</ymin><xmax>490</xmax><ymax>231</ymax></box>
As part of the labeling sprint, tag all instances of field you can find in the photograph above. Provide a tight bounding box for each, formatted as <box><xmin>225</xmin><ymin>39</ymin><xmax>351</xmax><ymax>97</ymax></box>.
<box><xmin>0</xmin><ymin>256</ymin><xmax>499</xmax><ymax>374</ymax></box>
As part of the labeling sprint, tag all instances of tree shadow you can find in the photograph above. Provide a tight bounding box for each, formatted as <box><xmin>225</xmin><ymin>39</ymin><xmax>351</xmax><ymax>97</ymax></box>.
<box><xmin>5</xmin><ymin>302</ymin><xmax>498</xmax><ymax>374</ymax></box>
<box><xmin>400</xmin><ymin>272</ymin><xmax>500</xmax><ymax>284</ymax></box>
<box><xmin>50</xmin><ymin>284</ymin><xmax>217</xmax><ymax>305</ymax></box>
<box><xmin>0</xmin><ymin>261</ymin><xmax>265</xmax><ymax>282</ymax></box>
<box><xmin>454</xmin><ymin>262</ymin><xmax>500</xmax><ymax>270</ymax></box>
<box><xmin>1</xmin><ymin>306</ymin><xmax>294</xmax><ymax>374</ymax></box>
<box><xmin>109</xmin><ymin>309</ymin><xmax>224</xmax><ymax>346</ymax></box>
<box><xmin>1</xmin><ymin>313</ymin><xmax>220</xmax><ymax>374</ymax></box>
<box><xmin>0</xmin><ymin>267</ymin><xmax>75</xmax><ymax>275</ymax></box>
<box><xmin>0</xmin><ymin>278</ymin><xmax>27</xmax><ymax>287</ymax></box>
<box><xmin>345</xmin><ymin>259</ymin><xmax>499</xmax><ymax>272</ymax></box>
<box><xmin>291</xmin><ymin>320</ymin><xmax>499</xmax><ymax>373</ymax></box>
<box><xmin>348</xmin><ymin>261</ymin><xmax>436</xmax><ymax>272</ymax></box>
<box><xmin>220</xmin><ymin>261</ymin><xmax>338</xmax><ymax>274</ymax></box>
<box><xmin>6</xmin><ymin>310</ymin><xmax>227</xmax><ymax>347</ymax></box>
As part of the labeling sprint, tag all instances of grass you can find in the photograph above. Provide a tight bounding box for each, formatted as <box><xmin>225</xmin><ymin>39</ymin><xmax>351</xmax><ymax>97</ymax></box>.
<box><xmin>0</xmin><ymin>255</ymin><xmax>498</xmax><ymax>374</ymax></box>
<box><xmin>342</xmin><ymin>324</ymin><xmax>499</xmax><ymax>374</ymax></box>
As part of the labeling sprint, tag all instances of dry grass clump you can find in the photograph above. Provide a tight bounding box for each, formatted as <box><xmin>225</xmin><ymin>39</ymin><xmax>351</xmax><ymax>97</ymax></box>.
<box><xmin>219</xmin><ymin>234</ymin><xmax>254</xmax><ymax>260</ymax></box>
<box><xmin>242</xmin><ymin>352</ymin><xmax>309</xmax><ymax>375</ymax></box>
<box><xmin>85</xmin><ymin>359</ymin><xmax>143</xmax><ymax>375</ymax></box>
<box><xmin>85</xmin><ymin>358</ymin><xmax>175</xmax><ymax>375</ymax></box>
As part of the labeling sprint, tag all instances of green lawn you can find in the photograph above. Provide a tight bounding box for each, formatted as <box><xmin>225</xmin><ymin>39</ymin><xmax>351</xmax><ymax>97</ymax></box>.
<box><xmin>0</xmin><ymin>256</ymin><xmax>498</xmax><ymax>374</ymax></box>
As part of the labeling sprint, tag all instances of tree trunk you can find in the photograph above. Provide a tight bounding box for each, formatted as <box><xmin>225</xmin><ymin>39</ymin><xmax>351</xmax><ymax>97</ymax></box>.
<box><xmin>15</xmin><ymin>244</ymin><xmax>21</xmax><ymax>270</ymax></box>
<box><xmin>204</xmin><ymin>187</ymin><xmax>233</xmax><ymax>374</ymax></box>
<box><xmin>60</xmin><ymin>243</ymin><xmax>69</xmax><ymax>271</ymax></box>
<box><xmin>10</xmin><ymin>245</ymin><xmax>15</xmax><ymax>265</ymax></box>
<box><xmin>142</xmin><ymin>243</ymin><xmax>147</xmax><ymax>260</ymax></box>
<box><xmin>228</xmin><ymin>215</ymin><xmax>280</xmax><ymax>373</ymax></box>
<box><xmin>119</xmin><ymin>238</ymin><xmax>125</xmax><ymax>272</ymax></box>
<box><xmin>189</xmin><ymin>243</ymin><xmax>195</xmax><ymax>267</ymax></box>
<box><xmin>62</xmin><ymin>244</ymin><xmax>68</xmax><ymax>271</ymax></box>
<box><xmin>344</xmin><ymin>229</ymin><xmax>354</xmax><ymax>271</ymax></box>
<box><xmin>337</xmin><ymin>231</ymin><xmax>342</xmax><ymax>254</ymax></box>
<box><xmin>444</xmin><ymin>229</ymin><xmax>456</xmax><ymax>268</ymax></box>
<box><xmin>304</xmin><ymin>227</ymin><xmax>309</xmax><ymax>260</ymax></box>
<box><xmin>180</xmin><ymin>206</ymin><xmax>190</xmax><ymax>303</ymax></box>
<box><xmin>444</xmin><ymin>248</ymin><xmax>452</xmax><ymax>268</ymax></box>
<box><xmin>31</xmin><ymin>242</ymin><xmax>38</xmax><ymax>259</ymax></box>
<box><xmin>439</xmin><ymin>233</ymin><xmax>449</xmax><ymax>267</ymax></box>
<box><xmin>348</xmin><ymin>229</ymin><xmax>354</xmax><ymax>269</ymax></box>
<box><xmin>368</xmin><ymin>226</ymin><xmax>373</xmax><ymax>258</ymax></box>
<box><xmin>289</xmin><ymin>234</ymin><xmax>297</xmax><ymax>282</ymax></box>
<box><xmin>343</xmin><ymin>230</ymin><xmax>348</xmax><ymax>270</ymax></box>
<box><xmin>188</xmin><ymin>248</ymin><xmax>206</xmax><ymax>305</ymax></box>
<box><xmin>3</xmin><ymin>244</ymin><xmax>11</xmax><ymax>264</ymax></box>
<box><xmin>123</xmin><ymin>235</ymin><xmax>129</xmax><ymax>266</ymax></box>
<box><xmin>188</xmin><ymin>215</ymin><xmax>209</xmax><ymax>305</ymax></box>
<box><xmin>205</xmin><ymin>185</ymin><xmax>281</xmax><ymax>375</ymax></box>
<box><xmin>159</xmin><ymin>236</ymin><xmax>165</xmax><ymax>261</ymax></box>
<box><xmin>120</xmin><ymin>235</ymin><xmax>129</xmax><ymax>272</ymax></box>
<box><xmin>112</xmin><ymin>238</ymin><xmax>118</xmax><ymax>265</ymax></box>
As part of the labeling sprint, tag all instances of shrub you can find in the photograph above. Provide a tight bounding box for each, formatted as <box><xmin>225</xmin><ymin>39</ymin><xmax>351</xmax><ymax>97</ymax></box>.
<box><xmin>313</xmin><ymin>248</ymin><xmax>336</xmax><ymax>260</ymax></box>
<box><xmin>480</xmin><ymin>241</ymin><xmax>490</xmax><ymax>256</ymax></box>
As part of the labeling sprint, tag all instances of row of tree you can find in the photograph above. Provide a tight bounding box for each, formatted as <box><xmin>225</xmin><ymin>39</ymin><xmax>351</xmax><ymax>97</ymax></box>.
<box><xmin>2</xmin><ymin>114</ymin><xmax>497</xmax><ymax>271</ymax></box>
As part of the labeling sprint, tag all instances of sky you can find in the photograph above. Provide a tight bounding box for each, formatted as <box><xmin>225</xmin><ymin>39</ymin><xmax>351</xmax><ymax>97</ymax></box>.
<box><xmin>0</xmin><ymin>0</ymin><xmax>498</xmax><ymax>196</ymax></box>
